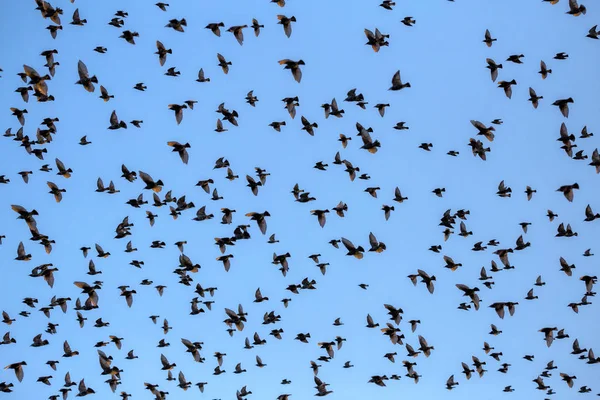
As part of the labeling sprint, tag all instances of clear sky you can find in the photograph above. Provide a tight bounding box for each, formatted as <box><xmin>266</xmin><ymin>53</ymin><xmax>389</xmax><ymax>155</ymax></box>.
<box><xmin>1</xmin><ymin>0</ymin><xmax>599</xmax><ymax>399</ymax></box>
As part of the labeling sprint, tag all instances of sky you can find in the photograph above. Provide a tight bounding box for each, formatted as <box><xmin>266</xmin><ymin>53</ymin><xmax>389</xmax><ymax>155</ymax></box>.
<box><xmin>0</xmin><ymin>0</ymin><xmax>599</xmax><ymax>399</ymax></box>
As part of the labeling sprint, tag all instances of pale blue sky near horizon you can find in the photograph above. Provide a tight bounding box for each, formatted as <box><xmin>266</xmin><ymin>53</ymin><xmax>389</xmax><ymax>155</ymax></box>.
<box><xmin>0</xmin><ymin>0</ymin><xmax>599</xmax><ymax>399</ymax></box>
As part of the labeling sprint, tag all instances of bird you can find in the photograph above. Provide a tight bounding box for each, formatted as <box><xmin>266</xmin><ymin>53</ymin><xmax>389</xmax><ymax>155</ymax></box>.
<box><xmin>528</xmin><ymin>87</ymin><xmax>543</xmax><ymax>108</ymax></box>
<box><xmin>119</xmin><ymin>30</ymin><xmax>139</xmax><ymax>44</ymax></box>
<box><xmin>556</xmin><ymin>183</ymin><xmax>579</xmax><ymax>202</ymax></box>
<box><xmin>4</xmin><ymin>362</ymin><xmax>26</xmax><ymax>382</ymax></box>
<box><xmin>165</xmin><ymin>18</ymin><xmax>187</xmax><ymax>32</ymax></box>
<box><xmin>380</xmin><ymin>1</ymin><xmax>396</xmax><ymax>10</ymax></box>
<box><xmin>483</xmin><ymin>29</ymin><xmax>496</xmax><ymax>46</ymax></box>
<box><xmin>70</xmin><ymin>8</ymin><xmax>86</xmax><ymax>25</ymax></box>
<box><xmin>206</xmin><ymin>22</ymin><xmax>225</xmax><ymax>36</ymax></box>
<box><xmin>278</xmin><ymin>59</ymin><xmax>305</xmax><ymax>83</ymax></box>
<box><xmin>485</xmin><ymin>58</ymin><xmax>502</xmax><ymax>82</ymax></box>
<box><xmin>108</xmin><ymin>110</ymin><xmax>127</xmax><ymax>130</ymax></box>
<box><xmin>251</xmin><ymin>18</ymin><xmax>264</xmax><ymax>36</ymax></box>
<box><xmin>586</xmin><ymin>25</ymin><xmax>599</xmax><ymax>39</ymax></box>
<box><xmin>217</xmin><ymin>53</ymin><xmax>232</xmax><ymax>74</ymax></box>
<box><xmin>245</xmin><ymin>90</ymin><xmax>258</xmax><ymax>106</ymax></box>
<box><xmin>167</xmin><ymin>104</ymin><xmax>187</xmax><ymax>125</ymax></box>
<box><xmin>341</xmin><ymin>237</ymin><xmax>365</xmax><ymax>259</ymax></box>
<box><xmin>75</xmin><ymin>60</ymin><xmax>97</xmax><ymax>92</ymax></box>
<box><xmin>47</xmin><ymin>181</ymin><xmax>66</xmax><ymax>202</ymax></box>
<box><xmin>506</xmin><ymin>54</ymin><xmax>524</xmax><ymax>64</ymax></box>
<box><xmin>277</xmin><ymin>15</ymin><xmax>296</xmax><ymax>37</ymax></box>
<box><xmin>566</xmin><ymin>0</ymin><xmax>586</xmax><ymax>16</ymax></box>
<box><xmin>166</xmin><ymin>142</ymin><xmax>190</xmax><ymax>164</ymax></box>
<box><xmin>553</xmin><ymin>98</ymin><xmax>574</xmax><ymax>118</ymax></box>
<box><xmin>227</xmin><ymin>25</ymin><xmax>248</xmax><ymax>45</ymax></box>
<box><xmin>155</xmin><ymin>41</ymin><xmax>172</xmax><ymax>66</ymax></box>
<box><xmin>539</xmin><ymin>60</ymin><xmax>552</xmax><ymax>79</ymax></box>
<box><xmin>401</xmin><ymin>16</ymin><xmax>416</xmax><ymax>26</ymax></box>
<box><xmin>497</xmin><ymin>79</ymin><xmax>516</xmax><ymax>99</ymax></box>
<box><xmin>471</xmin><ymin>120</ymin><xmax>495</xmax><ymax>141</ymax></box>
<box><xmin>196</xmin><ymin>68</ymin><xmax>210</xmax><ymax>83</ymax></box>
<box><xmin>389</xmin><ymin>70</ymin><xmax>410</xmax><ymax>90</ymax></box>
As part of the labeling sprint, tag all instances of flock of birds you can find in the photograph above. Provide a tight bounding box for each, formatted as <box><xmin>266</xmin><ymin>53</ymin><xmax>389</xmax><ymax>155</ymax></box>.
<box><xmin>0</xmin><ymin>0</ymin><xmax>599</xmax><ymax>399</ymax></box>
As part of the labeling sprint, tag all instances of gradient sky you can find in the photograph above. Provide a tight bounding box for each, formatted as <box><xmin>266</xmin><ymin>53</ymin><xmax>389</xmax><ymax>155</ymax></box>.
<box><xmin>1</xmin><ymin>0</ymin><xmax>599</xmax><ymax>399</ymax></box>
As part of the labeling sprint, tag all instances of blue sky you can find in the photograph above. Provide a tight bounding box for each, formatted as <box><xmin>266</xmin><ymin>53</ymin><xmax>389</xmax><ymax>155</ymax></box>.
<box><xmin>1</xmin><ymin>0</ymin><xmax>599</xmax><ymax>399</ymax></box>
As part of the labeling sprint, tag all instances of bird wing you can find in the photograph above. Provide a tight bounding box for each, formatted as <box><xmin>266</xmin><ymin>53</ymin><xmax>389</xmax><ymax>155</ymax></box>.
<box><xmin>391</xmin><ymin>70</ymin><xmax>401</xmax><ymax>86</ymax></box>
<box><xmin>77</xmin><ymin>60</ymin><xmax>89</xmax><ymax>80</ymax></box>
<box><xmin>341</xmin><ymin>237</ymin><xmax>356</xmax><ymax>251</ymax></box>
<box><xmin>160</xmin><ymin>354</ymin><xmax>170</xmax><ymax>368</ymax></box>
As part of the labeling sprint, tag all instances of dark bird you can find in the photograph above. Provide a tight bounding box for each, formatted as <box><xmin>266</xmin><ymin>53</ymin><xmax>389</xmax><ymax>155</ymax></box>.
<box><xmin>485</xmin><ymin>58</ymin><xmax>502</xmax><ymax>82</ymax></box>
<box><xmin>277</xmin><ymin>15</ymin><xmax>296</xmax><ymax>37</ymax></box>
<box><xmin>301</xmin><ymin>116</ymin><xmax>318</xmax><ymax>136</ymax></box>
<box><xmin>368</xmin><ymin>232</ymin><xmax>386</xmax><ymax>253</ymax></box>
<box><xmin>506</xmin><ymin>54</ymin><xmax>524</xmax><ymax>64</ymax></box>
<box><xmin>279</xmin><ymin>59</ymin><xmax>305</xmax><ymax>83</ymax></box>
<box><xmin>528</xmin><ymin>87</ymin><xmax>543</xmax><ymax>108</ymax></box>
<box><xmin>393</xmin><ymin>187</ymin><xmax>408</xmax><ymax>203</ymax></box>
<box><xmin>497</xmin><ymin>79</ymin><xmax>516</xmax><ymax>99</ymax></box>
<box><xmin>4</xmin><ymin>362</ymin><xmax>26</xmax><ymax>382</ymax></box>
<box><xmin>341</xmin><ymin>237</ymin><xmax>365</xmax><ymax>259</ymax></box>
<box><xmin>245</xmin><ymin>90</ymin><xmax>258</xmax><ymax>106</ymax></box>
<box><xmin>168</xmin><ymin>104</ymin><xmax>187</xmax><ymax>125</ymax></box>
<box><xmin>553</xmin><ymin>98</ymin><xmax>574</xmax><ymax>118</ymax></box>
<box><xmin>401</xmin><ymin>16</ymin><xmax>416</xmax><ymax>26</ymax></box>
<box><xmin>246</xmin><ymin>175</ymin><xmax>262</xmax><ymax>196</ymax></box>
<box><xmin>55</xmin><ymin>158</ymin><xmax>72</xmax><ymax>178</ymax></box>
<box><xmin>155</xmin><ymin>41</ymin><xmax>172</xmax><ymax>66</ymax></box>
<box><xmin>251</xmin><ymin>19</ymin><xmax>264</xmax><ymax>36</ymax></box>
<box><xmin>380</xmin><ymin>0</ymin><xmax>396</xmax><ymax>9</ymax></box>
<box><xmin>311</xmin><ymin>210</ymin><xmax>329</xmax><ymax>228</ymax></box>
<box><xmin>566</xmin><ymin>0</ymin><xmax>586</xmax><ymax>16</ymax></box>
<box><xmin>556</xmin><ymin>183</ymin><xmax>579</xmax><ymax>202</ymax></box>
<box><xmin>119</xmin><ymin>30</ymin><xmax>139</xmax><ymax>45</ymax></box>
<box><xmin>108</xmin><ymin>110</ymin><xmax>127</xmax><ymax>130</ymax></box>
<box><xmin>139</xmin><ymin>171</ymin><xmax>164</xmax><ymax>193</ymax></box>
<box><xmin>483</xmin><ymin>29</ymin><xmax>496</xmax><ymax>47</ymax></box>
<box><xmin>586</xmin><ymin>25</ymin><xmax>599</xmax><ymax>39</ymax></box>
<box><xmin>70</xmin><ymin>8</ymin><xmax>86</xmax><ymax>25</ymax></box>
<box><xmin>165</xmin><ymin>18</ymin><xmax>187</xmax><ymax>32</ymax></box>
<box><xmin>206</xmin><ymin>22</ymin><xmax>225</xmax><ymax>36</ymax></box>
<box><xmin>167</xmin><ymin>142</ymin><xmax>190</xmax><ymax>164</ymax></box>
<box><xmin>217</xmin><ymin>53</ymin><xmax>232</xmax><ymax>74</ymax></box>
<box><xmin>539</xmin><ymin>60</ymin><xmax>552</xmax><ymax>79</ymax></box>
<box><xmin>584</xmin><ymin>204</ymin><xmax>600</xmax><ymax>221</ymax></box>
<box><xmin>227</xmin><ymin>25</ymin><xmax>248</xmax><ymax>45</ymax></box>
<box><xmin>246</xmin><ymin>211</ymin><xmax>270</xmax><ymax>234</ymax></box>
<box><xmin>10</xmin><ymin>108</ymin><xmax>27</xmax><ymax>126</ymax></box>
<box><xmin>196</xmin><ymin>68</ymin><xmax>210</xmax><ymax>83</ymax></box>
<box><xmin>47</xmin><ymin>181</ymin><xmax>66</xmax><ymax>202</ymax></box>
<box><xmin>389</xmin><ymin>70</ymin><xmax>410</xmax><ymax>90</ymax></box>
<box><xmin>471</xmin><ymin>120</ymin><xmax>495</xmax><ymax>141</ymax></box>
<box><xmin>99</xmin><ymin>86</ymin><xmax>114</xmax><ymax>102</ymax></box>
<box><xmin>75</xmin><ymin>60</ymin><xmax>97</xmax><ymax>93</ymax></box>
<box><xmin>382</xmin><ymin>205</ymin><xmax>395</xmax><ymax>220</ymax></box>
